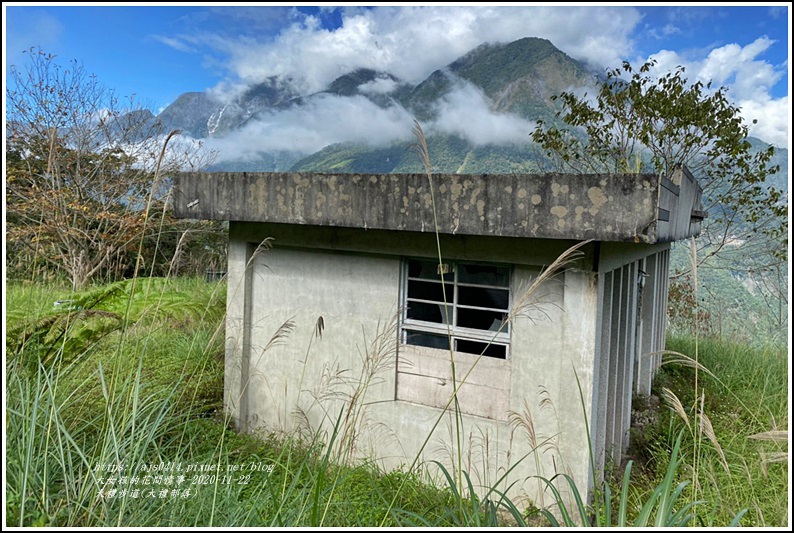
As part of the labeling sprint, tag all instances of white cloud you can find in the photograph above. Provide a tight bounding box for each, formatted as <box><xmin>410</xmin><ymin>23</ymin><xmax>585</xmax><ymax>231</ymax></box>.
<box><xmin>204</xmin><ymin>74</ymin><xmax>538</xmax><ymax>162</ymax></box>
<box><xmin>359</xmin><ymin>76</ymin><xmax>399</xmax><ymax>95</ymax></box>
<box><xmin>429</xmin><ymin>79</ymin><xmax>536</xmax><ymax>146</ymax></box>
<box><xmin>695</xmin><ymin>37</ymin><xmax>779</xmax><ymax>98</ymax></box>
<box><xmin>189</xmin><ymin>6</ymin><xmax>641</xmax><ymax>95</ymax></box>
<box><xmin>737</xmin><ymin>96</ymin><xmax>790</xmax><ymax>148</ymax></box>
<box><xmin>205</xmin><ymin>80</ymin><xmax>252</xmax><ymax>104</ymax></box>
<box><xmin>647</xmin><ymin>37</ymin><xmax>787</xmax><ymax>145</ymax></box>
<box><xmin>205</xmin><ymin>94</ymin><xmax>415</xmax><ymax>161</ymax></box>
<box><xmin>151</xmin><ymin>35</ymin><xmax>196</xmax><ymax>54</ymax></box>
<box><xmin>161</xmin><ymin>5</ymin><xmax>787</xmax><ymax>149</ymax></box>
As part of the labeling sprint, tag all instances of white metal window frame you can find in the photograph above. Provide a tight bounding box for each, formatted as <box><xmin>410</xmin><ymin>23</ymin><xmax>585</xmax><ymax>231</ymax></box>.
<box><xmin>399</xmin><ymin>258</ymin><xmax>512</xmax><ymax>359</ymax></box>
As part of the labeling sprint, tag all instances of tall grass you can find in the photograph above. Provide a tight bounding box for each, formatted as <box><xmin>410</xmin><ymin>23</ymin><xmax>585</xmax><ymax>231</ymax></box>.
<box><xmin>7</xmin><ymin>267</ymin><xmax>784</xmax><ymax>526</ymax></box>
<box><xmin>647</xmin><ymin>335</ymin><xmax>789</xmax><ymax>527</ymax></box>
<box><xmin>5</xmin><ymin>278</ymin><xmax>469</xmax><ymax>527</ymax></box>
<box><xmin>625</xmin><ymin>239</ymin><xmax>789</xmax><ymax>528</ymax></box>
<box><xmin>5</xmin><ymin>277</ymin><xmax>224</xmax><ymax>526</ymax></box>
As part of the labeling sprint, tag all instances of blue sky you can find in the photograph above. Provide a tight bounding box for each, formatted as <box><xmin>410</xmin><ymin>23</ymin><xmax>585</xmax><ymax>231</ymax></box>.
<box><xmin>3</xmin><ymin>3</ymin><xmax>791</xmax><ymax>150</ymax></box>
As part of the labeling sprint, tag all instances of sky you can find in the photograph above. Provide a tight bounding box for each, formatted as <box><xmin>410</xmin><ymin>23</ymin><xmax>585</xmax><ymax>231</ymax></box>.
<box><xmin>3</xmin><ymin>3</ymin><xmax>792</xmax><ymax>159</ymax></box>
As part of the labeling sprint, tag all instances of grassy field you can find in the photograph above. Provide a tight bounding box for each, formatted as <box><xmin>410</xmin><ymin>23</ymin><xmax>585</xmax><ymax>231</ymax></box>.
<box><xmin>4</xmin><ymin>278</ymin><xmax>475</xmax><ymax>527</ymax></box>
<box><xmin>634</xmin><ymin>335</ymin><xmax>789</xmax><ymax>527</ymax></box>
<box><xmin>4</xmin><ymin>278</ymin><xmax>789</xmax><ymax>527</ymax></box>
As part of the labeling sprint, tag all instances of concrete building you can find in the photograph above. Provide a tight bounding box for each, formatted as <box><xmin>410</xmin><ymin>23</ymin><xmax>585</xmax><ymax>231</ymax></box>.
<box><xmin>173</xmin><ymin>167</ymin><xmax>703</xmax><ymax>508</ymax></box>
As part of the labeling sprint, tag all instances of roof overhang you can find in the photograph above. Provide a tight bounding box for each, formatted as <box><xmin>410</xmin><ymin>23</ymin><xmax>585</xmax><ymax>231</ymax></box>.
<box><xmin>173</xmin><ymin>168</ymin><xmax>703</xmax><ymax>244</ymax></box>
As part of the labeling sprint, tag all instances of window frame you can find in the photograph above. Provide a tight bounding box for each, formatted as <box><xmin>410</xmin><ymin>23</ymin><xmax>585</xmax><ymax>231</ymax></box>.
<box><xmin>399</xmin><ymin>258</ymin><xmax>512</xmax><ymax>360</ymax></box>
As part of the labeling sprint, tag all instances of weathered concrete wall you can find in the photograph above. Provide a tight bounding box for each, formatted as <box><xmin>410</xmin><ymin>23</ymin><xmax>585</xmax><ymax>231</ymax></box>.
<box><xmin>175</xmin><ymin>171</ymin><xmax>671</xmax><ymax>243</ymax></box>
<box><xmin>225</xmin><ymin>221</ymin><xmax>601</xmax><ymax>507</ymax></box>
<box><xmin>510</xmin><ymin>265</ymin><xmax>599</xmax><ymax>502</ymax></box>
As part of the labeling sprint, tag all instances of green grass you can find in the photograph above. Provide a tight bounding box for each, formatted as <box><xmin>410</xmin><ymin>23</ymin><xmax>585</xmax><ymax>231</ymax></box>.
<box><xmin>625</xmin><ymin>335</ymin><xmax>789</xmax><ymax>527</ymax></box>
<box><xmin>518</xmin><ymin>333</ymin><xmax>788</xmax><ymax>528</ymax></box>
<box><xmin>4</xmin><ymin>278</ymin><xmax>471</xmax><ymax>527</ymax></box>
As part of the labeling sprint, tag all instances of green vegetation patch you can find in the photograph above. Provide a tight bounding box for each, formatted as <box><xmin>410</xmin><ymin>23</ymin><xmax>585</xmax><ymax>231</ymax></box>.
<box><xmin>627</xmin><ymin>335</ymin><xmax>789</xmax><ymax>527</ymax></box>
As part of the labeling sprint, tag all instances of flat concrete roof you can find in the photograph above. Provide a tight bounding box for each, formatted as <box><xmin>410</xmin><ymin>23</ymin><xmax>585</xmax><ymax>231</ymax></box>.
<box><xmin>173</xmin><ymin>169</ymin><xmax>703</xmax><ymax>244</ymax></box>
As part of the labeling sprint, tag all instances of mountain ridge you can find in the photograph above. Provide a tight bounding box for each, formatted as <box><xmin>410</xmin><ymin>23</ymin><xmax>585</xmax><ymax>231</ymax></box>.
<box><xmin>148</xmin><ymin>36</ymin><xmax>786</xmax><ymax>191</ymax></box>
<box><xmin>159</xmin><ymin>37</ymin><xmax>596</xmax><ymax>143</ymax></box>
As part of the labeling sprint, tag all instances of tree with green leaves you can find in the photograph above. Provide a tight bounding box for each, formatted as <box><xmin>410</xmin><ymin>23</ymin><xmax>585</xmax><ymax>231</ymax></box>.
<box><xmin>6</xmin><ymin>48</ymin><xmax>217</xmax><ymax>289</ymax></box>
<box><xmin>531</xmin><ymin>59</ymin><xmax>786</xmax><ymax>262</ymax></box>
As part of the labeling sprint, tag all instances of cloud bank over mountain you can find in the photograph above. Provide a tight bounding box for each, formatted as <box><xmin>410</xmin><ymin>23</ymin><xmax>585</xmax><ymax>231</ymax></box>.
<box><xmin>205</xmin><ymin>94</ymin><xmax>415</xmax><ymax>162</ymax></box>
<box><xmin>202</xmin><ymin>77</ymin><xmax>538</xmax><ymax>164</ymax></box>
<box><xmin>426</xmin><ymin>81</ymin><xmax>537</xmax><ymax>147</ymax></box>
<box><xmin>158</xmin><ymin>6</ymin><xmax>787</xmax><ymax>151</ymax></box>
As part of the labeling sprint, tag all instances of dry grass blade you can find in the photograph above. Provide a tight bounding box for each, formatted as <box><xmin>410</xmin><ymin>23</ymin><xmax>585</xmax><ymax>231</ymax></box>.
<box><xmin>759</xmin><ymin>451</ymin><xmax>788</xmax><ymax>478</ymax></box>
<box><xmin>508</xmin><ymin>400</ymin><xmax>537</xmax><ymax>447</ymax></box>
<box><xmin>130</xmin><ymin>129</ymin><xmax>182</xmax><ymax>283</ymax></box>
<box><xmin>749</xmin><ymin>429</ymin><xmax>788</xmax><ymax>479</ymax></box>
<box><xmin>262</xmin><ymin>318</ymin><xmax>297</xmax><ymax>354</ymax></box>
<box><xmin>314</xmin><ymin>316</ymin><xmax>325</xmax><ymax>340</ymax></box>
<box><xmin>537</xmin><ymin>386</ymin><xmax>558</xmax><ymax>418</ymax></box>
<box><xmin>698</xmin><ymin>411</ymin><xmax>730</xmax><ymax>474</ymax></box>
<box><xmin>655</xmin><ymin>349</ymin><xmax>718</xmax><ymax>380</ymax></box>
<box><xmin>251</xmin><ymin>237</ymin><xmax>275</xmax><ymax>263</ymax></box>
<box><xmin>411</xmin><ymin>119</ymin><xmax>432</xmax><ymax>176</ymax></box>
<box><xmin>660</xmin><ymin>387</ymin><xmax>691</xmax><ymax>429</ymax></box>
<box><xmin>509</xmin><ymin>240</ymin><xmax>591</xmax><ymax>320</ymax></box>
<box><xmin>747</xmin><ymin>430</ymin><xmax>788</xmax><ymax>442</ymax></box>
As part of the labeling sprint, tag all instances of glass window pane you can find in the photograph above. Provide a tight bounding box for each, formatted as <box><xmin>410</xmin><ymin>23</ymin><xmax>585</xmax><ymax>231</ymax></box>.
<box><xmin>406</xmin><ymin>330</ymin><xmax>450</xmax><ymax>350</ymax></box>
<box><xmin>408</xmin><ymin>280</ymin><xmax>453</xmax><ymax>303</ymax></box>
<box><xmin>407</xmin><ymin>301</ymin><xmax>453</xmax><ymax>324</ymax></box>
<box><xmin>457</xmin><ymin>308</ymin><xmax>508</xmax><ymax>332</ymax></box>
<box><xmin>458</xmin><ymin>263</ymin><xmax>509</xmax><ymax>286</ymax></box>
<box><xmin>407</xmin><ymin>259</ymin><xmax>448</xmax><ymax>280</ymax></box>
<box><xmin>403</xmin><ymin>259</ymin><xmax>511</xmax><ymax>360</ymax></box>
<box><xmin>455</xmin><ymin>339</ymin><xmax>507</xmax><ymax>359</ymax></box>
<box><xmin>458</xmin><ymin>286</ymin><xmax>509</xmax><ymax>310</ymax></box>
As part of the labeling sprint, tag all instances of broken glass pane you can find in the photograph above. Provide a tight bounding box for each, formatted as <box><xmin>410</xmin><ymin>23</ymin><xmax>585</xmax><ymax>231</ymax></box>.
<box><xmin>458</xmin><ymin>286</ymin><xmax>509</xmax><ymax>310</ymax></box>
<box><xmin>407</xmin><ymin>259</ymin><xmax>447</xmax><ymax>280</ymax></box>
<box><xmin>407</xmin><ymin>301</ymin><xmax>453</xmax><ymax>324</ymax></box>
<box><xmin>457</xmin><ymin>308</ymin><xmax>508</xmax><ymax>332</ymax></box>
